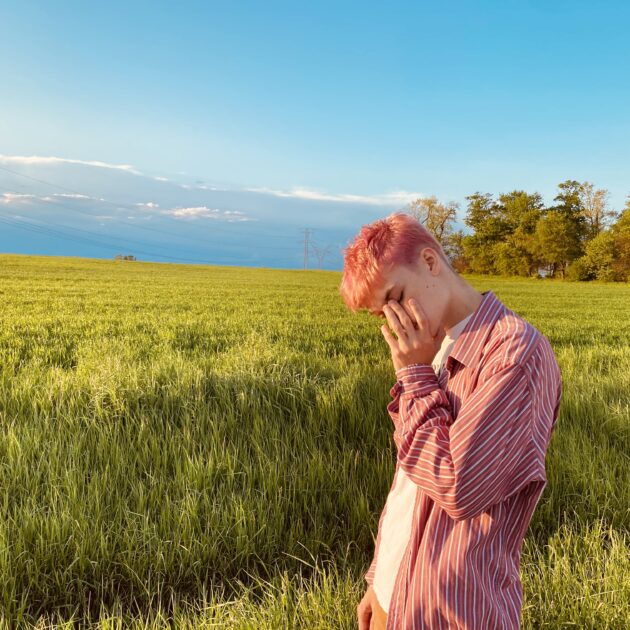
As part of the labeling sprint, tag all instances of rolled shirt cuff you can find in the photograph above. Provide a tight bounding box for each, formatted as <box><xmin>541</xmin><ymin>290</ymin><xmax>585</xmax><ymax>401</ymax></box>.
<box><xmin>394</xmin><ymin>363</ymin><xmax>439</xmax><ymax>397</ymax></box>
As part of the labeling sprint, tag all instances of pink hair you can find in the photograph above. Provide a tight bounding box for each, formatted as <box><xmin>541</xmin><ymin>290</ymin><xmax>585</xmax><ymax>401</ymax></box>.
<box><xmin>339</xmin><ymin>211</ymin><xmax>450</xmax><ymax>312</ymax></box>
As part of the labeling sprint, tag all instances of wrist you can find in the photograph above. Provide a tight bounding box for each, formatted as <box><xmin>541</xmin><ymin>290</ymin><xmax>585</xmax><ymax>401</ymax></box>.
<box><xmin>395</xmin><ymin>362</ymin><xmax>432</xmax><ymax>377</ymax></box>
<box><xmin>395</xmin><ymin>363</ymin><xmax>438</xmax><ymax>396</ymax></box>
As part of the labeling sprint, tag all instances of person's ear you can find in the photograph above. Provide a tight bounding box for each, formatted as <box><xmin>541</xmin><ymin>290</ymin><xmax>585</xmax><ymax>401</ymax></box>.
<box><xmin>424</xmin><ymin>247</ymin><xmax>441</xmax><ymax>276</ymax></box>
<box><xmin>418</xmin><ymin>247</ymin><xmax>437</xmax><ymax>274</ymax></box>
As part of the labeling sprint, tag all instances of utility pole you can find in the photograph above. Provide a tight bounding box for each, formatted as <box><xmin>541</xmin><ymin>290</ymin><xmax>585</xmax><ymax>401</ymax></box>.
<box><xmin>312</xmin><ymin>243</ymin><xmax>331</xmax><ymax>270</ymax></box>
<box><xmin>301</xmin><ymin>228</ymin><xmax>311</xmax><ymax>269</ymax></box>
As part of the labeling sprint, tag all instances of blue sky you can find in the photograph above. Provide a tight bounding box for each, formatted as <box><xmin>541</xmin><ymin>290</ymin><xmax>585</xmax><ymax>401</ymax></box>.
<box><xmin>1</xmin><ymin>1</ymin><xmax>629</xmax><ymax>269</ymax></box>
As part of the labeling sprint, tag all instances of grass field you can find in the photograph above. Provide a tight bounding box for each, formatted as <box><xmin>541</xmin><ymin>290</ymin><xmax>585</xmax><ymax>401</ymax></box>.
<box><xmin>0</xmin><ymin>253</ymin><xmax>628</xmax><ymax>628</ymax></box>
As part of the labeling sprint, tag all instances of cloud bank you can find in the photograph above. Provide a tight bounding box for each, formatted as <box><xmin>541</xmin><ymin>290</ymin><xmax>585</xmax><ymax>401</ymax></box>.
<box><xmin>1</xmin><ymin>154</ymin><xmax>424</xmax><ymax>209</ymax></box>
<box><xmin>0</xmin><ymin>154</ymin><xmax>143</xmax><ymax>175</ymax></box>
<box><xmin>161</xmin><ymin>206</ymin><xmax>254</xmax><ymax>221</ymax></box>
<box><xmin>244</xmin><ymin>186</ymin><xmax>423</xmax><ymax>206</ymax></box>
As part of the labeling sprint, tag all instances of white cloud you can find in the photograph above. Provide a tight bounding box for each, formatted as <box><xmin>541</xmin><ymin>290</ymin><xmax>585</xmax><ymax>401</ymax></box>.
<box><xmin>245</xmin><ymin>186</ymin><xmax>423</xmax><ymax>206</ymax></box>
<box><xmin>50</xmin><ymin>193</ymin><xmax>92</xmax><ymax>199</ymax></box>
<box><xmin>0</xmin><ymin>192</ymin><xmax>36</xmax><ymax>203</ymax></box>
<box><xmin>161</xmin><ymin>206</ymin><xmax>253</xmax><ymax>222</ymax></box>
<box><xmin>0</xmin><ymin>154</ymin><xmax>143</xmax><ymax>175</ymax></box>
<box><xmin>179</xmin><ymin>183</ymin><xmax>220</xmax><ymax>191</ymax></box>
<box><xmin>40</xmin><ymin>193</ymin><xmax>99</xmax><ymax>202</ymax></box>
<box><xmin>1</xmin><ymin>191</ymin><xmax>104</xmax><ymax>205</ymax></box>
<box><xmin>0</xmin><ymin>154</ymin><xmax>423</xmax><ymax>211</ymax></box>
<box><xmin>94</xmin><ymin>215</ymin><xmax>115</xmax><ymax>220</ymax></box>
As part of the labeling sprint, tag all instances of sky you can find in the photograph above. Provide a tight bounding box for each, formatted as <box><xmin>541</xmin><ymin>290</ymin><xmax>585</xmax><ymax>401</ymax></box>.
<box><xmin>1</xmin><ymin>0</ymin><xmax>629</xmax><ymax>269</ymax></box>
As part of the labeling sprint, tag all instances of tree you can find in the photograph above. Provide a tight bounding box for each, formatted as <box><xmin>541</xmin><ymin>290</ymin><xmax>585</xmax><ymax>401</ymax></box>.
<box><xmin>459</xmin><ymin>233</ymin><xmax>497</xmax><ymax>274</ymax></box>
<box><xmin>461</xmin><ymin>193</ymin><xmax>511</xmax><ymax>274</ymax></box>
<box><xmin>609</xmin><ymin>197</ymin><xmax>630</xmax><ymax>281</ymax></box>
<box><xmin>532</xmin><ymin>212</ymin><xmax>578</xmax><ymax>278</ymax></box>
<box><xmin>405</xmin><ymin>195</ymin><xmax>460</xmax><ymax>242</ymax></box>
<box><xmin>582</xmin><ymin>230</ymin><xmax>618</xmax><ymax>281</ymax></box>
<box><xmin>496</xmin><ymin>191</ymin><xmax>546</xmax><ymax>276</ymax></box>
<box><xmin>404</xmin><ymin>195</ymin><xmax>463</xmax><ymax>270</ymax></box>
<box><xmin>463</xmin><ymin>193</ymin><xmax>509</xmax><ymax>240</ymax></box>
<box><xmin>552</xmin><ymin>180</ymin><xmax>583</xmax><ymax>219</ymax></box>
<box><xmin>570</xmin><ymin>196</ymin><xmax>630</xmax><ymax>282</ymax></box>
<box><xmin>578</xmin><ymin>182</ymin><xmax>616</xmax><ymax>240</ymax></box>
<box><xmin>443</xmin><ymin>229</ymin><xmax>470</xmax><ymax>273</ymax></box>
<box><xmin>459</xmin><ymin>191</ymin><xmax>545</xmax><ymax>276</ymax></box>
<box><xmin>499</xmin><ymin>191</ymin><xmax>545</xmax><ymax>234</ymax></box>
<box><xmin>550</xmin><ymin>180</ymin><xmax>590</xmax><ymax>253</ymax></box>
<box><xmin>390</xmin><ymin>185</ymin><xmax>630</xmax><ymax>283</ymax></box>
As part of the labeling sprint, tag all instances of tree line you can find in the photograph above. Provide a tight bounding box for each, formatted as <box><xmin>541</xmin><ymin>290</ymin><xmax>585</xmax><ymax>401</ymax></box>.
<box><xmin>404</xmin><ymin>180</ymin><xmax>630</xmax><ymax>282</ymax></box>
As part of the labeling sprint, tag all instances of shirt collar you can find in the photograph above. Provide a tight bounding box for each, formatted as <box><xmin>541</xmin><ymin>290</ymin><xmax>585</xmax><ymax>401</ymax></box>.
<box><xmin>446</xmin><ymin>289</ymin><xmax>505</xmax><ymax>370</ymax></box>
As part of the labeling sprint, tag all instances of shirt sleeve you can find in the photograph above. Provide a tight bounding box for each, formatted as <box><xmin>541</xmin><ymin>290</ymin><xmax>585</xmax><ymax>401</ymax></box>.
<box><xmin>387</xmin><ymin>360</ymin><xmax>543</xmax><ymax>522</ymax></box>
<box><xmin>365</xmin><ymin>553</ymin><xmax>377</xmax><ymax>586</ymax></box>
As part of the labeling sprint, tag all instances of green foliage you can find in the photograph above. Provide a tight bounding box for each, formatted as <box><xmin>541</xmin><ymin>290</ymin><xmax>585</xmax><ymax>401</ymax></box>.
<box><xmin>583</xmin><ymin>231</ymin><xmax>619</xmax><ymax>281</ymax></box>
<box><xmin>498</xmin><ymin>190</ymin><xmax>545</xmax><ymax>234</ymax></box>
<box><xmin>553</xmin><ymin>179</ymin><xmax>583</xmax><ymax>217</ymax></box>
<box><xmin>0</xmin><ymin>255</ymin><xmax>629</xmax><ymax>627</ymax></box>
<box><xmin>565</xmin><ymin>257</ymin><xmax>594</xmax><ymax>282</ymax></box>
<box><xmin>442</xmin><ymin>229</ymin><xmax>469</xmax><ymax>273</ymax></box>
<box><xmin>459</xmin><ymin>181</ymin><xmax>628</xmax><ymax>281</ymax></box>
<box><xmin>610</xmin><ymin>204</ymin><xmax>630</xmax><ymax>281</ymax></box>
<box><xmin>461</xmin><ymin>233</ymin><xmax>496</xmax><ymax>274</ymax></box>
<box><xmin>533</xmin><ymin>212</ymin><xmax>581</xmax><ymax>278</ymax></box>
<box><xmin>462</xmin><ymin>190</ymin><xmax>551</xmax><ymax>277</ymax></box>
<box><xmin>491</xmin><ymin>240</ymin><xmax>532</xmax><ymax>277</ymax></box>
<box><xmin>463</xmin><ymin>192</ymin><xmax>509</xmax><ymax>239</ymax></box>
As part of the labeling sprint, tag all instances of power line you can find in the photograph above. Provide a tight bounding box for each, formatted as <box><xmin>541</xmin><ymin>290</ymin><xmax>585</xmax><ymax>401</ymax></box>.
<box><xmin>0</xmin><ymin>213</ymin><xmax>239</xmax><ymax>264</ymax></box>
<box><xmin>0</xmin><ymin>165</ymin><xmax>334</xmax><ymax>267</ymax></box>
<box><xmin>301</xmin><ymin>228</ymin><xmax>311</xmax><ymax>269</ymax></box>
<box><xmin>0</xmin><ymin>184</ymin><xmax>222</xmax><ymax>246</ymax></box>
<box><xmin>1</xmin><ymin>206</ymin><xmax>180</xmax><ymax>253</ymax></box>
<box><xmin>0</xmin><ymin>165</ymin><xmax>299</xmax><ymax>243</ymax></box>
<box><xmin>310</xmin><ymin>242</ymin><xmax>332</xmax><ymax>269</ymax></box>
<box><xmin>0</xmin><ymin>190</ymin><xmax>301</xmax><ymax>255</ymax></box>
<box><xmin>0</xmin><ymin>211</ymin><xmax>313</xmax><ymax>266</ymax></box>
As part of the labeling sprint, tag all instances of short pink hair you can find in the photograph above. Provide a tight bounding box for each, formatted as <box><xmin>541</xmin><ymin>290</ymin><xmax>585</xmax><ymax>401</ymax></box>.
<box><xmin>339</xmin><ymin>211</ymin><xmax>450</xmax><ymax>312</ymax></box>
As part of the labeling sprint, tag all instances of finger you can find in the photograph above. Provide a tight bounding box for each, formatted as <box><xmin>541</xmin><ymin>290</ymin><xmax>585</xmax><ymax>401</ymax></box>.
<box><xmin>383</xmin><ymin>304</ymin><xmax>406</xmax><ymax>339</ymax></box>
<box><xmin>380</xmin><ymin>323</ymin><xmax>398</xmax><ymax>350</ymax></box>
<box><xmin>407</xmin><ymin>298</ymin><xmax>428</xmax><ymax>332</ymax></box>
<box><xmin>388</xmin><ymin>300</ymin><xmax>415</xmax><ymax>335</ymax></box>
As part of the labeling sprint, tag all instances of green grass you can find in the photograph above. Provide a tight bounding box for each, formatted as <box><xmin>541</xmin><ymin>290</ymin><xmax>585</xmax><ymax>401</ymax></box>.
<box><xmin>0</xmin><ymin>253</ymin><xmax>628</xmax><ymax>628</ymax></box>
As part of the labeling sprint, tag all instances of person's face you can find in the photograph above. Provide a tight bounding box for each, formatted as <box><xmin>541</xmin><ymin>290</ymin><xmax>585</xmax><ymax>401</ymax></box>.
<box><xmin>367</xmin><ymin>247</ymin><xmax>449</xmax><ymax>339</ymax></box>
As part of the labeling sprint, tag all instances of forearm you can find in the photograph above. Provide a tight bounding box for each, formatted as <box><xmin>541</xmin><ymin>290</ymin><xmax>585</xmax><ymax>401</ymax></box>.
<box><xmin>386</xmin><ymin>361</ymin><xmax>538</xmax><ymax>521</ymax></box>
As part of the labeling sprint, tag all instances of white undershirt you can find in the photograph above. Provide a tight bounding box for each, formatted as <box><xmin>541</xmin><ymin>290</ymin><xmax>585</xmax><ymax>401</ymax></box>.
<box><xmin>372</xmin><ymin>311</ymin><xmax>474</xmax><ymax>613</ymax></box>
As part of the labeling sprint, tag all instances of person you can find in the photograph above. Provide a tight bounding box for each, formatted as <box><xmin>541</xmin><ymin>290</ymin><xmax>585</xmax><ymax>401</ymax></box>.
<box><xmin>339</xmin><ymin>212</ymin><xmax>562</xmax><ymax>629</ymax></box>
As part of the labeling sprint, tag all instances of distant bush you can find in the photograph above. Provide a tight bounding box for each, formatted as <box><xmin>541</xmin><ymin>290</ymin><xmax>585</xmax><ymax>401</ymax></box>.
<box><xmin>566</xmin><ymin>257</ymin><xmax>593</xmax><ymax>281</ymax></box>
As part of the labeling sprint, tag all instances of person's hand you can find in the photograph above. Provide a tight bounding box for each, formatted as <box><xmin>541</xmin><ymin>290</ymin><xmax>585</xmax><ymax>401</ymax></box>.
<box><xmin>357</xmin><ymin>585</ymin><xmax>374</xmax><ymax>630</ymax></box>
<box><xmin>380</xmin><ymin>298</ymin><xmax>446</xmax><ymax>372</ymax></box>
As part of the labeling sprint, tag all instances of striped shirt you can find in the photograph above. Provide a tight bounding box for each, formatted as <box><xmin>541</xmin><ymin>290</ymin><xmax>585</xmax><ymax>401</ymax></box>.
<box><xmin>365</xmin><ymin>289</ymin><xmax>563</xmax><ymax>629</ymax></box>
<box><xmin>372</xmin><ymin>311</ymin><xmax>474</xmax><ymax>614</ymax></box>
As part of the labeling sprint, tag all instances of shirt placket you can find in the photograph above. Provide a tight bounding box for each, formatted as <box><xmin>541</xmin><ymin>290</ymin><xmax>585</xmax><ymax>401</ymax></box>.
<box><xmin>387</xmin><ymin>483</ymin><xmax>425</xmax><ymax>628</ymax></box>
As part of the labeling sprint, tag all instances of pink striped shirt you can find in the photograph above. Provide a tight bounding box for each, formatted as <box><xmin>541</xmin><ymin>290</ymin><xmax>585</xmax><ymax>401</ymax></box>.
<box><xmin>365</xmin><ymin>289</ymin><xmax>563</xmax><ymax>629</ymax></box>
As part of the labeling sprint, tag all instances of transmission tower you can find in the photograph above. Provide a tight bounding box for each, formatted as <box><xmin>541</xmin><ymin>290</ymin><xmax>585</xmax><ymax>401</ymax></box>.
<box><xmin>301</xmin><ymin>228</ymin><xmax>312</xmax><ymax>269</ymax></box>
